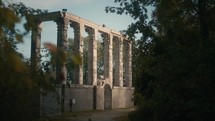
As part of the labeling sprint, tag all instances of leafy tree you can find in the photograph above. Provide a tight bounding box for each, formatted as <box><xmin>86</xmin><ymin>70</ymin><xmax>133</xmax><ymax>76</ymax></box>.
<box><xmin>107</xmin><ymin>0</ymin><xmax>215</xmax><ymax>121</ymax></box>
<box><xmin>0</xmin><ymin>1</ymin><xmax>54</xmax><ymax>121</ymax></box>
<box><xmin>1</xmin><ymin>1</ymin><xmax>84</xmax><ymax>120</ymax></box>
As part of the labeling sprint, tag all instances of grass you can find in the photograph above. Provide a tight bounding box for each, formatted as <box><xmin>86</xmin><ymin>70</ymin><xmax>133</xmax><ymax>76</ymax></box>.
<box><xmin>38</xmin><ymin>109</ymin><xmax>134</xmax><ymax>121</ymax></box>
<box><xmin>114</xmin><ymin>115</ymin><xmax>130</xmax><ymax>121</ymax></box>
<box><xmin>39</xmin><ymin>110</ymin><xmax>105</xmax><ymax>121</ymax></box>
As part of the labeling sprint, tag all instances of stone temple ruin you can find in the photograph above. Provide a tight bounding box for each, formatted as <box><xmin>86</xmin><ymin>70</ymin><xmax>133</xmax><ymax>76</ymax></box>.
<box><xmin>31</xmin><ymin>10</ymin><xmax>134</xmax><ymax>115</ymax></box>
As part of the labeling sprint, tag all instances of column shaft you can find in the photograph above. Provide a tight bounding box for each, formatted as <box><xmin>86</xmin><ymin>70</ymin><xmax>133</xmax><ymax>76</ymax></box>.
<box><xmin>109</xmin><ymin>34</ymin><xmax>113</xmax><ymax>86</ymax></box>
<box><xmin>56</xmin><ymin>17</ymin><xmax>68</xmax><ymax>85</ymax></box>
<box><xmin>85</xmin><ymin>26</ymin><xmax>97</xmax><ymax>85</ymax></box>
<box><xmin>70</xmin><ymin>22</ymin><xmax>83</xmax><ymax>85</ymax></box>
<box><xmin>124</xmin><ymin>40</ymin><xmax>132</xmax><ymax>87</ymax></box>
<box><xmin>114</xmin><ymin>36</ymin><xmax>123</xmax><ymax>87</ymax></box>
<box><xmin>102</xmin><ymin>33</ymin><xmax>109</xmax><ymax>78</ymax></box>
<box><xmin>102</xmin><ymin>33</ymin><xmax>113</xmax><ymax>86</ymax></box>
<box><xmin>31</xmin><ymin>21</ymin><xmax>42</xmax><ymax>70</ymax></box>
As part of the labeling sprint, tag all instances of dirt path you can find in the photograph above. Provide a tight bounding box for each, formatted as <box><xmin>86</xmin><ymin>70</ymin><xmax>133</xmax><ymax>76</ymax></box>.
<box><xmin>66</xmin><ymin>108</ymin><xmax>135</xmax><ymax>121</ymax></box>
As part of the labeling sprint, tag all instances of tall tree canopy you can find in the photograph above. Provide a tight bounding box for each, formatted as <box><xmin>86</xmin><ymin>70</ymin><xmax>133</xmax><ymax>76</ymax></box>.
<box><xmin>0</xmin><ymin>1</ymin><xmax>51</xmax><ymax>121</ymax></box>
<box><xmin>106</xmin><ymin>0</ymin><xmax>215</xmax><ymax>121</ymax></box>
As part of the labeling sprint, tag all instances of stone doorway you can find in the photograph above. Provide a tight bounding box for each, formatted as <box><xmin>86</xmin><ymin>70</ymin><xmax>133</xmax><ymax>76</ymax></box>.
<box><xmin>104</xmin><ymin>84</ymin><xmax>112</xmax><ymax>110</ymax></box>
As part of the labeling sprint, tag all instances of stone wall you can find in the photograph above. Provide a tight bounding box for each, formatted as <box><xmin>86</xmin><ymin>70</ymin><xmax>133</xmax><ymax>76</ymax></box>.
<box><xmin>62</xmin><ymin>85</ymin><xmax>134</xmax><ymax>112</ymax></box>
<box><xmin>112</xmin><ymin>87</ymin><xmax>134</xmax><ymax>109</ymax></box>
<box><xmin>63</xmin><ymin>85</ymin><xmax>106</xmax><ymax>111</ymax></box>
<box><xmin>64</xmin><ymin>85</ymin><xmax>95</xmax><ymax>112</ymax></box>
<box><xmin>41</xmin><ymin>87</ymin><xmax>61</xmax><ymax>116</ymax></box>
<box><xmin>95</xmin><ymin>86</ymin><xmax>105</xmax><ymax>110</ymax></box>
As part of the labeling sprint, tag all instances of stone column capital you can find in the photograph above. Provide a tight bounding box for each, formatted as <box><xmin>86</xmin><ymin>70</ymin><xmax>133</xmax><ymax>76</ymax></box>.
<box><xmin>85</xmin><ymin>26</ymin><xmax>95</xmax><ymax>35</ymax></box>
<box><xmin>56</xmin><ymin>17</ymin><xmax>69</xmax><ymax>31</ymax></box>
<box><xmin>70</xmin><ymin>21</ymin><xmax>80</xmax><ymax>29</ymax></box>
<box><xmin>32</xmin><ymin>20</ymin><xmax>42</xmax><ymax>31</ymax></box>
<box><xmin>101</xmin><ymin>32</ymin><xmax>109</xmax><ymax>41</ymax></box>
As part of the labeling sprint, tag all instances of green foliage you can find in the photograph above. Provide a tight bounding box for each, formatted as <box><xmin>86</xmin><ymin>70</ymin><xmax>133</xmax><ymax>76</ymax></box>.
<box><xmin>0</xmin><ymin>1</ymin><xmax>53</xmax><ymax>121</ymax></box>
<box><xmin>44</xmin><ymin>40</ymin><xmax>82</xmax><ymax>84</ymax></box>
<box><xmin>108</xmin><ymin>0</ymin><xmax>215</xmax><ymax>121</ymax></box>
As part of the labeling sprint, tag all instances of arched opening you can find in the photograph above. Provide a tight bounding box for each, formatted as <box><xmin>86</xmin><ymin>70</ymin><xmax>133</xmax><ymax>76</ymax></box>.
<box><xmin>104</xmin><ymin>84</ymin><xmax>112</xmax><ymax>110</ymax></box>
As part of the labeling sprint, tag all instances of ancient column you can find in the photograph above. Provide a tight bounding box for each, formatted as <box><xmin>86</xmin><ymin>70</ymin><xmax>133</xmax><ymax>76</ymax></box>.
<box><xmin>85</xmin><ymin>26</ymin><xmax>97</xmax><ymax>85</ymax></box>
<box><xmin>70</xmin><ymin>21</ymin><xmax>84</xmax><ymax>85</ymax></box>
<box><xmin>109</xmin><ymin>34</ymin><xmax>113</xmax><ymax>86</ymax></box>
<box><xmin>101</xmin><ymin>33</ymin><xmax>113</xmax><ymax>86</ymax></box>
<box><xmin>31</xmin><ymin>20</ymin><xmax>42</xmax><ymax>71</ymax></box>
<box><xmin>101</xmin><ymin>32</ymin><xmax>109</xmax><ymax>79</ymax></box>
<box><xmin>113</xmin><ymin>36</ymin><xmax>123</xmax><ymax>87</ymax></box>
<box><xmin>124</xmin><ymin>40</ymin><xmax>132</xmax><ymax>87</ymax></box>
<box><xmin>56</xmin><ymin>17</ymin><xmax>68</xmax><ymax>85</ymax></box>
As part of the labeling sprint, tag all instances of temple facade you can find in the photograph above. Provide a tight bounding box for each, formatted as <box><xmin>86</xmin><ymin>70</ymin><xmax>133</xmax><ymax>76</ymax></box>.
<box><xmin>31</xmin><ymin>10</ymin><xmax>134</xmax><ymax>115</ymax></box>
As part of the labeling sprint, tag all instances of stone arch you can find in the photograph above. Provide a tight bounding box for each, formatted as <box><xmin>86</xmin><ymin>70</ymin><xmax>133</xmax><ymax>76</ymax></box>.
<box><xmin>104</xmin><ymin>84</ymin><xmax>112</xmax><ymax>110</ymax></box>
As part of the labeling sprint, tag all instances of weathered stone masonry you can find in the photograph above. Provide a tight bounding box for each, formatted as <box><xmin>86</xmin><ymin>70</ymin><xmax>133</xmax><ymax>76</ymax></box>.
<box><xmin>31</xmin><ymin>10</ymin><xmax>133</xmax><ymax>115</ymax></box>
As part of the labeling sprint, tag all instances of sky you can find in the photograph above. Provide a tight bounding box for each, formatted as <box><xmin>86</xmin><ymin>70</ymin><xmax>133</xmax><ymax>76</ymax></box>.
<box><xmin>9</xmin><ymin>0</ymin><xmax>135</xmax><ymax>58</ymax></box>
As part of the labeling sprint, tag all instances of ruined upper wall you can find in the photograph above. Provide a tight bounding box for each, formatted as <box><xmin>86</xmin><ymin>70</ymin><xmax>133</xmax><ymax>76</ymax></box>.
<box><xmin>33</xmin><ymin>10</ymin><xmax>122</xmax><ymax>37</ymax></box>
